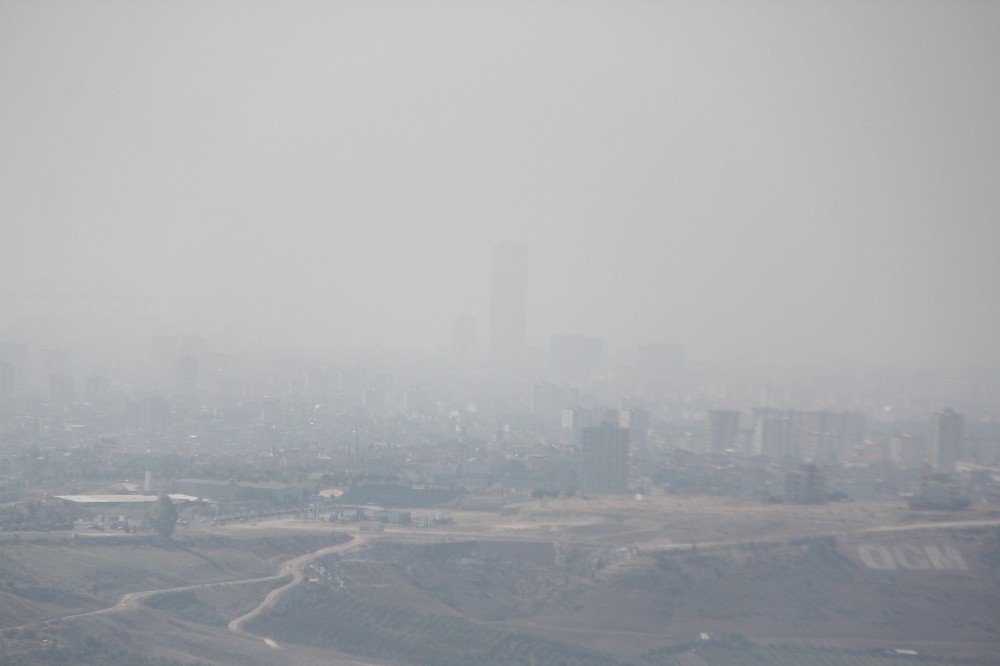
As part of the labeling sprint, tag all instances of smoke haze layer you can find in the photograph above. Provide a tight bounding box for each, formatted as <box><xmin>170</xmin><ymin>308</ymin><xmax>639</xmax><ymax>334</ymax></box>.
<box><xmin>2</xmin><ymin>1</ymin><xmax>998</xmax><ymax>366</ymax></box>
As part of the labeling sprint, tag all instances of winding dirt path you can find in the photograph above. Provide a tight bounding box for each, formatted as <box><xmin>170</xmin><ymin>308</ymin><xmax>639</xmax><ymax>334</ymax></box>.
<box><xmin>2</xmin><ymin>533</ymin><xmax>366</xmax><ymax>635</ymax></box>
<box><xmin>5</xmin><ymin>517</ymin><xmax>997</xmax><ymax>644</ymax></box>
<box><xmin>227</xmin><ymin>534</ymin><xmax>367</xmax><ymax>647</ymax></box>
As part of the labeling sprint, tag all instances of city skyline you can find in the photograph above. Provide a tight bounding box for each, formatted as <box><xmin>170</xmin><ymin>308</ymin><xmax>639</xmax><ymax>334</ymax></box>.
<box><xmin>1</xmin><ymin>3</ymin><xmax>998</xmax><ymax>663</ymax></box>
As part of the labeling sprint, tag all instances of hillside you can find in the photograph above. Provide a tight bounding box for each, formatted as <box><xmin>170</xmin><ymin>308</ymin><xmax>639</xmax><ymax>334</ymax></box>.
<box><xmin>0</xmin><ymin>530</ymin><xmax>350</xmax><ymax>633</ymax></box>
<box><xmin>247</xmin><ymin>528</ymin><xmax>1000</xmax><ymax>664</ymax></box>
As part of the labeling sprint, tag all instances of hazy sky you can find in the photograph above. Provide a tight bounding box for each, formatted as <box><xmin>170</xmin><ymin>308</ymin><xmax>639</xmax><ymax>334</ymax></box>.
<box><xmin>2</xmin><ymin>1</ymin><xmax>998</xmax><ymax>366</ymax></box>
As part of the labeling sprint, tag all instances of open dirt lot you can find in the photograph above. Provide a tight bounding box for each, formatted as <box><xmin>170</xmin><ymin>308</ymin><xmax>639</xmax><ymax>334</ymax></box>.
<box><xmin>221</xmin><ymin>491</ymin><xmax>1000</xmax><ymax>551</ymax></box>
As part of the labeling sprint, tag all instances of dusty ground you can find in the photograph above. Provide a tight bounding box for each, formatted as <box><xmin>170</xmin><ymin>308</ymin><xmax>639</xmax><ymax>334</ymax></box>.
<box><xmin>216</xmin><ymin>490</ymin><xmax>999</xmax><ymax>551</ymax></box>
<box><xmin>223</xmin><ymin>493</ymin><xmax>1000</xmax><ymax>663</ymax></box>
<box><xmin>4</xmin><ymin>493</ymin><xmax>999</xmax><ymax>664</ymax></box>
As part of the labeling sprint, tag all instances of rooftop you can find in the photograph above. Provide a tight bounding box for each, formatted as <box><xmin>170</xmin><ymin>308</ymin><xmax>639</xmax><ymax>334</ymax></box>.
<box><xmin>54</xmin><ymin>494</ymin><xmax>200</xmax><ymax>504</ymax></box>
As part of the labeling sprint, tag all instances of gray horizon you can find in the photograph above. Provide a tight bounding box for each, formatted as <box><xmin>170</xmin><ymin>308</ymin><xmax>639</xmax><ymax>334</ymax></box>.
<box><xmin>2</xmin><ymin>0</ymin><xmax>998</xmax><ymax>367</ymax></box>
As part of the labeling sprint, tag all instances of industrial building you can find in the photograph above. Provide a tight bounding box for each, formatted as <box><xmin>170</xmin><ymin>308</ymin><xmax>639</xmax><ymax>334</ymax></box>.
<box><xmin>54</xmin><ymin>494</ymin><xmax>200</xmax><ymax>525</ymax></box>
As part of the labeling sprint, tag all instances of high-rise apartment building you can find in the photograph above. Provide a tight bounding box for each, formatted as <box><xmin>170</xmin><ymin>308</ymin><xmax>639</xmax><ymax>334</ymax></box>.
<box><xmin>801</xmin><ymin>411</ymin><xmax>864</xmax><ymax>464</ymax></box>
<box><xmin>578</xmin><ymin>422</ymin><xmax>629</xmax><ymax>493</ymax></box>
<box><xmin>707</xmin><ymin>410</ymin><xmax>740</xmax><ymax>453</ymax></box>
<box><xmin>889</xmin><ymin>433</ymin><xmax>926</xmax><ymax>470</ymax></box>
<box><xmin>751</xmin><ymin>408</ymin><xmax>796</xmax><ymax>458</ymax></box>
<box><xmin>489</xmin><ymin>242</ymin><xmax>528</xmax><ymax>372</ymax></box>
<box><xmin>930</xmin><ymin>408</ymin><xmax>964</xmax><ymax>473</ymax></box>
<box><xmin>619</xmin><ymin>397</ymin><xmax>650</xmax><ymax>445</ymax></box>
<box><xmin>749</xmin><ymin>409</ymin><xmax>863</xmax><ymax>462</ymax></box>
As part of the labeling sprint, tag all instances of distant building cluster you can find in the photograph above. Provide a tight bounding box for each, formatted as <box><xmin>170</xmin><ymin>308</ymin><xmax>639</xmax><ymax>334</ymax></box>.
<box><xmin>0</xmin><ymin>243</ymin><xmax>998</xmax><ymax>526</ymax></box>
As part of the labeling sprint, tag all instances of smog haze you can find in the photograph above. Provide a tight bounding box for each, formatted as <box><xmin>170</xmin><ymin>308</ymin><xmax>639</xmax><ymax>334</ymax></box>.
<box><xmin>2</xmin><ymin>0</ymin><xmax>999</xmax><ymax>365</ymax></box>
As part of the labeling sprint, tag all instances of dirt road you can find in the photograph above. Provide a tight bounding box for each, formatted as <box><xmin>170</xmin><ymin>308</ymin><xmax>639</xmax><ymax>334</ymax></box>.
<box><xmin>228</xmin><ymin>534</ymin><xmax>368</xmax><ymax>645</ymax></box>
<box><xmin>2</xmin><ymin>533</ymin><xmax>367</xmax><ymax>634</ymax></box>
<box><xmin>860</xmin><ymin>518</ymin><xmax>1000</xmax><ymax>534</ymax></box>
<box><xmin>636</xmin><ymin>516</ymin><xmax>1000</xmax><ymax>554</ymax></box>
<box><xmin>6</xmin><ymin>514</ymin><xmax>997</xmax><ymax>638</ymax></box>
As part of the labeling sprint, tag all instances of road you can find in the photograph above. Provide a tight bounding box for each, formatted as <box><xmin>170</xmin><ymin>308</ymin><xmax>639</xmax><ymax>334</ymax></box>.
<box><xmin>4</xmin><ymin>514</ymin><xmax>998</xmax><ymax>642</ymax></box>
<box><xmin>1</xmin><ymin>533</ymin><xmax>368</xmax><ymax>635</ymax></box>
<box><xmin>632</xmin><ymin>516</ymin><xmax>1000</xmax><ymax>554</ymax></box>
<box><xmin>859</xmin><ymin>517</ymin><xmax>1000</xmax><ymax>534</ymax></box>
<box><xmin>227</xmin><ymin>534</ymin><xmax>368</xmax><ymax>647</ymax></box>
<box><xmin>4</xmin><ymin>572</ymin><xmax>282</xmax><ymax>632</ymax></box>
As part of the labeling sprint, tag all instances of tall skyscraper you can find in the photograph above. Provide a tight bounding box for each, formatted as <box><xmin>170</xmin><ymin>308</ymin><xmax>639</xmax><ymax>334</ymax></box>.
<box><xmin>930</xmin><ymin>408</ymin><xmax>965</xmax><ymax>473</ymax></box>
<box><xmin>489</xmin><ymin>242</ymin><xmax>528</xmax><ymax>372</ymax></box>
